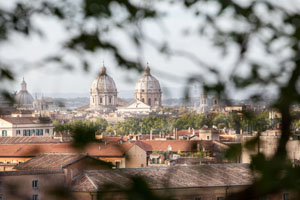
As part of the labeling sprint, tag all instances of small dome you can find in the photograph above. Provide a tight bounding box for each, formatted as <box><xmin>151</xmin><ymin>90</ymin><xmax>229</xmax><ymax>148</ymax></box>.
<box><xmin>90</xmin><ymin>65</ymin><xmax>117</xmax><ymax>94</ymax></box>
<box><xmin>15</xmin><ymin>78</ymin><xmax>34</xmax><ymax>106</ymax></box>
<box><xmin>135</xmin><ymin>64</ymin><xmax>161</xmax><ymax>92</ymax></box>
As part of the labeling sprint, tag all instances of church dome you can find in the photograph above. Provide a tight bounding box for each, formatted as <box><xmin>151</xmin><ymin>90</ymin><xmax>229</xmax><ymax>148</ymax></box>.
<box><xmin>15</xmin><ymin>78</ymin><xmax>34</xmax><ymax>106</ymax></box>
<box><xmin>90</xmin><ymin>66</ymin><xmax>117</xmax><ymax>94</ymax></box>
<box><xmin>135</xmin><ymin>65</ymin><xmax>161</xmax><ymax>92</ymax></box>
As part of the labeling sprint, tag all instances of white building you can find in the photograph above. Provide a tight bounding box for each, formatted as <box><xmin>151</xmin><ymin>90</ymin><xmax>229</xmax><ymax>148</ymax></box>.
<box><xmin>0</xmin><ymin>116</ymin><xmax>54</xmax><ymax>137</ymax></box>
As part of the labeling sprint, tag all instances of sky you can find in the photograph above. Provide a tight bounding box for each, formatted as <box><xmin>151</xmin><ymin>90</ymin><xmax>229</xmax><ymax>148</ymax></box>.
<box><xmin>1</xmin><ymin>1</ymin><xmax>294</xmax><ymax>99</ymax></box>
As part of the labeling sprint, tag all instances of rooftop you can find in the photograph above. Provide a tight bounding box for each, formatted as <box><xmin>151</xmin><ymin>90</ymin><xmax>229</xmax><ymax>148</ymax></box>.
<box><xmin>0</xmin><ymin>142</ymin><xmax>136</xmax><ymax>157</ymax></box>
<box><xmin>134</xmin><ymin>140</ymin><xmax>228</xmax><ymax>152</ymax></box>
<box><xmin>71</xmin><ymin>164</ymin><xmax>252</xmax><ymax>192</ymax></box>
<box><xmin>0</xmin><ymin>136</ymin><xmax>61</xmax><ymax>144</ymax></box>
<box><xmin>1</xmin><ymin>117</ymin><xmax>52</xmax><ymax>125</ymax></box>
<box><xmin>14</xmin><ymin>153</ymin><xmax>90</xmax><ymax>170</ymax></box>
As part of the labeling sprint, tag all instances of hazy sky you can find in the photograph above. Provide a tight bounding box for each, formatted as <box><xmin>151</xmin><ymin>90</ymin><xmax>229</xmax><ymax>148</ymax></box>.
<box><xmin>1</xmin><ymin>1</ymin><xmax>293</xmax><ymax>99</ymax></box>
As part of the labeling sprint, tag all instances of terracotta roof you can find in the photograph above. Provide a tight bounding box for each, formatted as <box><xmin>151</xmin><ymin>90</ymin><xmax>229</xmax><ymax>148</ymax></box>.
<box><xmin>71</xmin><ymin>164</ymin><xmax>252</xmax><ymax>192</ymax></box>
<box><xmin>0</xmin><ymin>137</ymin><xmax>61</xmax><ymax>144</ymax></box>
<box><xmin>1</xmin><ymin>117</ymin><xmax>52</xmax><ymax>124</ymax></box>
<box><xmin>0</xmin><ymin>142</ymin><xmax>135</xmax><ymax>157</ymax></box>
<box><xmin>14</xmin><ymin>153</ymin><xmax>91</xmax><ymax>170</ymax></box>
<box><xmin>134</xmin><ymin>140</ymin><xmax>228</xmax><ymax>152</ymax></box>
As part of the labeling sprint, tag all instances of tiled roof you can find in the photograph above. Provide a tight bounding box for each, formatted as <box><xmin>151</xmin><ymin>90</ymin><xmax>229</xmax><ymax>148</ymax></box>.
<box><xmin>0</xmin><ymin>137</ymin><xmax>61</xmax><ymax>144</ymax></box>
<box><xmin>134</xmin><ymin>140</ymin><xmax>228</xmax><ymax>152</ymax></box>
<box><xmin>1</xmin><ymin>117</ymin><xmax>52</xmax><ymax>124</ymax></box>
<box><xmin>71</xmin><ymin>164</ymin><xmax>252</xmax><ymax>192</ymax></box>
<box><xmin>0</xmin><ymin>142</ymin><xmax>135</xmax><ymax>157</ymax></box>
<box><xmin>14</xmin><ymin>153</ymin><xmax>90</xmax><ymax>170</ymax></box>
<box><xmin>0</xmin><ymin>169</ymin><xmax>63</xmax><ymax>176</ymax></box>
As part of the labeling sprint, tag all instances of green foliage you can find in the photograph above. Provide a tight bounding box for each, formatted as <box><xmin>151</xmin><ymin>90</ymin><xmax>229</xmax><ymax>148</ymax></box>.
<box><xmin>54</xmin><ymin>119</ymin><xmax>108</xmax><ymax>147</ymax></box>
<box><xmin>173</xmin><ymin>114</ymin><xmax>206</xmax><ymax>130</ymax></box>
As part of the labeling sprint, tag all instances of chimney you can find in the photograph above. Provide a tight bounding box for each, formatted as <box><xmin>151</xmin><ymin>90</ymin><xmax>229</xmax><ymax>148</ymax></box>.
<box><xmin>188</xmin><ymin>127</ymin><xmax>191</xmax><ymax>133</ymax></box>
<box><xmin>173</xmin><ymin>128</ymin><xmax>175</xmax><ymax>137</ymax></box>
<box><xmin>150</xmin><ymin>129</ymin><xmax>153</xmax><ymax>140</ymax></box>
<box><xmin>197</xmin><ymin>143</ymin><xmax>200</xmax><ymax>152</ymax></box>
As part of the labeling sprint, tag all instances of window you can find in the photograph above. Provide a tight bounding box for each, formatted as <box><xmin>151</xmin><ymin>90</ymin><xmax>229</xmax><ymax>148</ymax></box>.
<box><xmin>142</xmin><ymin>98</ymin><xmax>144</xmax><ymax>103</ymax></box>
<box><xmin>23</xmin><ymin>130</ymin><xmax>26</xmax><ymax>136</ymax></box>
<box><xmin>16</xmin><ymin>130</ymin><xmax>21</xmax><ymax>136</ymax></box>
<box><xmin>1</xmin><ymin>130</ymin><xmax>7</xmax><ymax>137</ymax></box>
<box><xmin>0</xmin><ymin>181</ymin><xmax>2</xmax><ymax>192</ymax></box>
<box><xmin>36</xmin><ymin>129</ymin><xmax>39</xmax><ymax>136</ymax></box>
<box><xmin>32</xmin><ymin>180</ymin><xmax>38</xmax><ymax>189</ymax></box>
<box><xmin>195</xmin><ymin>197</ymin><xmax>201</xmax><ymax>200</ymax></box>
<box><xmin>32</xmin><ymin>194</ymin><xmax>39</xmax><ymax>200</ymax></box>
<box><xmin>207</xmin><ymin>136</ymin><xmax>210</xmax><ymax>140</ymax></box>
<box><xmin>148</xmin><ymin>98</ymin><xmax>151</xmax><ymax>106</ymax></box>
<box><xmin>109</xmin><ymin>96</ymin><xmax>112</xmax><ymax>104</ymax></box>
<box><xmin>45</xmin><ymin>129</ymin><xmax>49</xmax><ymax>134</ymax></box>
<box><xmin>115</xmin><ymin>162</ymin><xmax>120</xmax><ymax>169</ymax></box>
<box><xmin>100</xmin><ymin>97</ymin><xmax>102</xmax><ymax>104</ymax></box>
<box><xmin>283</xmin><ymin>193</ymin><xmax>289</xmax><ymax>200</ymax></box>
<box><xmin>27</xmin><ymin>130</ymin><xmax>31</xmax><ymax>136</ymax></box>
<box><xmin>217</xmin><ymin>197</ymin><xmax>224</xmax><ymax>200</ymax></box>
<box><xmin>40</xmin><ymin>129</ymin><xmax>43</xmax><ymax>136</ymax></box>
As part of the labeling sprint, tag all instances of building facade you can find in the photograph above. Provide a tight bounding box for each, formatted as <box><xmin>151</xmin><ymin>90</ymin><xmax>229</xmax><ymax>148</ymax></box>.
<box><xmin>0</xmin><ymin>117</ymin><xmax>54</xmax><ymax>137</ymax></box>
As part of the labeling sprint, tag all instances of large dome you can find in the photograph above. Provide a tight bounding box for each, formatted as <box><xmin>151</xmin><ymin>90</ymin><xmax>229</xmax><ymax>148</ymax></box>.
<box><xmin>15</xmin><ymin>78</ymin><xmax>34</xmax><ymax>106</ymax></box>
<box><xmin>90</xmin><ymin>66</ymin><xmax>117</xmax><ymax>93</ymax></box>
<box><xmin>135</xmin><ymin>66</ymin><xmax>161</xmax><ymax>92</ymax></box>
<box><xmin>134</xmin><ymin>64</ymin><xmax>162</xmax><ymax>107</ymax></box>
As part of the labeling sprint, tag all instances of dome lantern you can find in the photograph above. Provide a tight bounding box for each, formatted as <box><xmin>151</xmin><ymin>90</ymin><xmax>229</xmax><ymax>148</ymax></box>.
<box><xmin>100</xmin><ymin>63</ymin><xmax>107</xmax><ymax>76</ymax></box>
<box><xmin>144</xmin><ymin>62</ymin><xmax>151</xmax><ymax>76</ymax></box>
